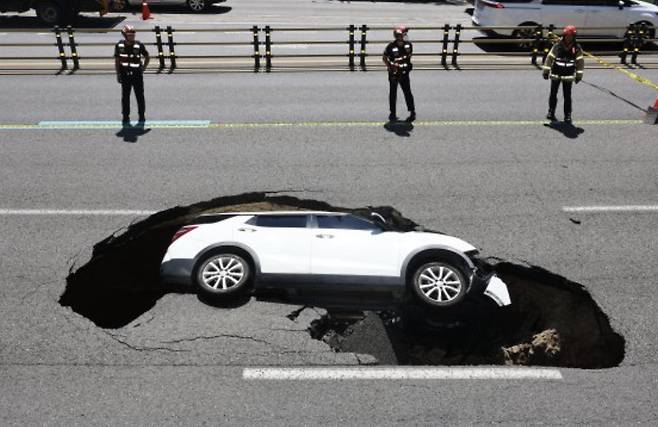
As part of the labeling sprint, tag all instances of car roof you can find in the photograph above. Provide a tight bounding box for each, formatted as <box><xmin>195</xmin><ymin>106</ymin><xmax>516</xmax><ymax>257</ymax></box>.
<box><xmin>199</xmin><ymin>211</ymin><xmax>348</xmax><ymax>216</ymax></box>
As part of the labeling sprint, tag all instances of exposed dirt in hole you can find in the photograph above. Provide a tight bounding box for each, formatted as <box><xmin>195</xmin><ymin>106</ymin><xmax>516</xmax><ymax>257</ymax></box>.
<box><xmin>59</xmin><ymin>192</ymin><xmax>624</xmax><ymax>367</ymax></box>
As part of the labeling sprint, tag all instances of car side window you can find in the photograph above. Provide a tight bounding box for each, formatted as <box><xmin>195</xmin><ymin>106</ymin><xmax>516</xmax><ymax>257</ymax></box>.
<box><xmin>542</xmin><ymin>0</ymin><xmax>578</xmax><ymax>5</ymax></box>
<box><xmin>586</xmin><ymin>0</ymin><xmax>618</xmax><ymax>5</ymax></box>
<box><xmin>251</xmin><ymin>215</ymin><xmax>308</xmax><ymax>228</ymax></box>
<box><xmin>316</xmin><ymin>215</ymin><xmax>381</xmax><ymax>231</ymax></box>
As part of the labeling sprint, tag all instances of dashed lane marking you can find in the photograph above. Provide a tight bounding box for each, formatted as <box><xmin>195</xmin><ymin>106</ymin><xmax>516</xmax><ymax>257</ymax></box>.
<box><xmin>563</xmin><ymin>205</ymin><xmax>658</xmax><ymax>213</ymax></box>
<box><xmin>0</xmin><ymin>119</ymin><xmax>642</xmax><ymax>130</ymax></box>
<box><xmin>0</xmin><ymin>209</ymin><xmax>156</xmax><ymax>216</ymax></box>
<box><xmin>242</xmin><ymin>367</ymin><xmax>564</xmax><ymax>380</ymax></box>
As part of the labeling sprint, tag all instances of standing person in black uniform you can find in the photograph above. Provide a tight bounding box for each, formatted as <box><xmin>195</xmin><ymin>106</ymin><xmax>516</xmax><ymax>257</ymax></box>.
<box><xmin>542</xmin><ymin>25</ymin><xmax>584</xmax><ymax>123</ymax></box>
<box><xmin>115</xmin><ymin>25</ymin><xmax>150</xmax><ymax>126</ymax></box>
<box><xmin>383</xmin><ymin>25</ymin><xmax>416</xmax><ymax>122</ymax></box>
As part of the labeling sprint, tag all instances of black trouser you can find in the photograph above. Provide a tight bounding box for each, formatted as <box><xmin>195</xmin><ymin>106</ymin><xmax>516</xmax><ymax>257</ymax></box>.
<box><xmin>389</xmin><ymin>72</ymin><xmax>415</xmax><ymax>116</ymax></box>
<box><xmin>121</xmin><ymin>72</ymin><xmax>145</xmax><ymax>120</ymax></box>
<box><xmin>549</xmin><ymin>79</ymin><xmax>572</xmax><ymax>117</ymax></box>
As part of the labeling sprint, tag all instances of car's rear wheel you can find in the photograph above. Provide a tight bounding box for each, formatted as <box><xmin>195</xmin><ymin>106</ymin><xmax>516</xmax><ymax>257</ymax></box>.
<box><xmin>187</xmin><ymin>0</ymin><xmax>207</xmax><ymax>12</ymax></box>
<box><xmin>411</xmin><ymin>261</ymin><xmax>468</xmax><ymax>308</ymax></box>
<box><xmin>36</xmin><ymin>1</ymin><xmax>62</xmax><ymax>25</ymax></box>
<box><xmin>511</xmin><ymin>23</ymin><xmax>539</xmax><ymax>50</ymax></box>
<box><xmin>195</xmin><ymin>252</ymin><xmax>252</xmax><ymax>298</ymax></box>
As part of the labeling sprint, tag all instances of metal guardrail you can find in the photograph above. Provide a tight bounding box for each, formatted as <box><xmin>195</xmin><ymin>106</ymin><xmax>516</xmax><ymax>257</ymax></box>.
<box><xmin>0</xmin><ymin>24</ymin><xmax>655</xmax><ymax>74</ymax></box>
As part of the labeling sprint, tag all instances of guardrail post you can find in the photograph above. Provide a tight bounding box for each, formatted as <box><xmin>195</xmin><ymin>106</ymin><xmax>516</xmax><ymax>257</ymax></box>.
<box><xmin>348</xmin><ymin>24</ymin><xmax>355</xmax><ymax>71</ymax></box>
<box><xmin>441</xmin><ymin>24</ymin><xmax>450</xmax><ymax>68</ymax></box>
<box><xmin>252</xmin><ymin>25</ymin><xmax>261</xmax><ymax>72</ymax></box>
<box><xmin>620</xmin><ymin>24</ymin><xmax>633</xmax><ymax>65</ymax></box>
<box><xmin>542</xmin><ymin>24</ymin><xmax>555</xmax><ymax>64</ymax></box>
<box><xmin>632</xmin><ymin>23</ymin><xmax>645</xmax><ymax>65</ymax></box>
<box><xmin>451</xmin><ymin>24</ymin><xmax>461</xmax><ymax>67</ymax></box>
<box><xmin>265</xmin><ymin>25</ymin><xmax>272</xmax><ymax>72</ymax></box>
<box><xmin>359</xmin><ymin>24</ymin><xmax>368</xmax><ymax>70</ymax></box>
<box><xmin>66</xmin><ymin>26</ymin><xmax>79</xmax><ymax>71</ymax></box>
<box><xmin>53</xmin><ymin>26</ymin><xmax>67</xmax><ymax>71</ymax></box>
<box><xmin>531</xmin><ymin>24</ymin><xmax>543</xmax><ymax>66</ymax></box>
<box><xmin>166</xmin><ymin>26</ymin><xmax>176</xmax><ymax>72</ymax></box>
<box><xmin>154</xmin><ymin>26</ymin><xmax>165</xmax><ymax>71</ymax></box>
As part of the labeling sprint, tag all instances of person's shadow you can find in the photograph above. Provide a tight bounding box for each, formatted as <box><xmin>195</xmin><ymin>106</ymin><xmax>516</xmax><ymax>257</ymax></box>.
<box><xmin>116</xmin><ymin>122</ymin><xmax>151</xmax><ymax>143</ymax></box>
<box><xmin>543</xmin><ymin>121</ymin><xmax>584</xmax><ymax>139</ymax></box>
<box><xmin>384</xmin><ymin>120</ymin><xmax>414</xmax><ymax>137</ymax></box>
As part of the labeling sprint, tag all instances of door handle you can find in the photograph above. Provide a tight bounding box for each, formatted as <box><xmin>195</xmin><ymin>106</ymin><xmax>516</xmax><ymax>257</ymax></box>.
<box><xmin>315</xmin><ymin>234</ymin><xmax>334</xmax><ymax>239</ymax></box>
<box><xmin>238</xmin><ymin>228</ymin><xmax>257</xmax><ymax>232</ymax></box>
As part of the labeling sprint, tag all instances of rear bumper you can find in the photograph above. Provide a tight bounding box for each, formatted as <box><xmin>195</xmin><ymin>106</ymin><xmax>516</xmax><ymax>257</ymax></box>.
<box><xmin>160</xmin><ymin>259</ymin><xmax>194</xmax><ymax>286</ymax></box>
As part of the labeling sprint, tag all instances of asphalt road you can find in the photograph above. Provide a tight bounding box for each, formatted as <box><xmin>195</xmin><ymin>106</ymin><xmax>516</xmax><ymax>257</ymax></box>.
<box><xmin>2</xmin><ymin>0</ymin><xmax>658</xmax><ymax>425</ymax></box>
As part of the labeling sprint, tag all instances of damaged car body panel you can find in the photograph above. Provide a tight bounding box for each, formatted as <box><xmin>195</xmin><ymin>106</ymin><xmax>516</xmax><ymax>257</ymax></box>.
<box><xmin>160</xmin><ymin>211</ymin><xmax>512</xmax><ymax>309</ymax></box>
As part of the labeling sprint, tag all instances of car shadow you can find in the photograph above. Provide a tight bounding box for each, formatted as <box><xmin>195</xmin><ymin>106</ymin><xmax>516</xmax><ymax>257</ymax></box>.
<box><xmin>384</xmin><ymin>120</ymin><xmax>414</xmax><ymax>137</ymax></box>
<box><xmin>0</xmin><ymin>15</ymin><xmax>125</xmax><ymax>29</ymax></box>
<box><xmin>543</xmin><ymin>121</ymin><xmax>585</xmax><ymax>139</ymax></box>
<box><xmin>115</xmin><ymin>123</ymin><xmax>151</xmax><ymax>143</ymax></box>
<box><xmin>122</xmin><ymin>4</ymin><xmax>232</xmax><ymax>15</ymax></box>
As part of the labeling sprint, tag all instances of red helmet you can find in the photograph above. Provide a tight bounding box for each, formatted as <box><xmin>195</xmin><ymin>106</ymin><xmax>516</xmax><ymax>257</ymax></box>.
<box><xmin>563</xmin><ymin>25</ymin><xmax>577</xmax><ymax>36</ymax></box>
<box><xmin>393</xmin><ymin>25</ymin><xmax>408</xmax><ymax>35</ymax></box>
<box><xmin>121</xmin><ymin>25</ymin><xmax>135</xmax><ymax>35</ymax></box>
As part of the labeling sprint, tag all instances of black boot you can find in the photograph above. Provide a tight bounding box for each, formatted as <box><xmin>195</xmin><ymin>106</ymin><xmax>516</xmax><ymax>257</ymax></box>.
<box><xmin>406</xmin><ymin>112</ymin><xmax>416</xmax><ymax>123</ymax></box>
<box><xmin>564</xmin><ymin>114</ymin><xmax>572</xmax><ymax>123</ymax></box>
<box><xmin>546</xmin><ymin>109</ymin><xmax>557</xmax><ymax>122</ymax></box>
<box><xmin>389</xmin><ymin>113</ymin><xmax>398</xmax><ymax>122</ymax></box>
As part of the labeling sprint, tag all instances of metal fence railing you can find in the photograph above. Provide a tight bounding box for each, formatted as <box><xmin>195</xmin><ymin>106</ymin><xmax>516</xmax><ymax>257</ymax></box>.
<box><xmin>0</xmin><ymin>24</ymin><xmax>656</xmax><ymax>74</ymax></box>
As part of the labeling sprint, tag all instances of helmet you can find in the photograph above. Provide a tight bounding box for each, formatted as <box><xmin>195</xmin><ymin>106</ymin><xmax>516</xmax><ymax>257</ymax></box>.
<box><xmin>121</xmin><ymin>25</ymin><xmax>135</xmax><ymax>35</ymax></box>
<box><xmin>393</xmin><ymin>25</ymin><xmax>408</xmax><ymax>35</ymax></box>
<box><xmin>563</xmin><ymin>25</ymin><xmax>577</xmax><ymax>36</ymax></box>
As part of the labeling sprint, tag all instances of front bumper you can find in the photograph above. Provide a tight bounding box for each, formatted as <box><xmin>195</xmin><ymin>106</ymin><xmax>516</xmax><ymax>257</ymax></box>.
<box><xmin>470</xmin><ymin>267</ymin><xmax>511</xmax><ymax>307</ymax></box>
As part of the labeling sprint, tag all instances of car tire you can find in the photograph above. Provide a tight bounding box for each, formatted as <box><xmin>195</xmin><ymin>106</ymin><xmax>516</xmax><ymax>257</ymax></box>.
<box><xmin>511</xmin><ymin>23</ymin><xmax>538</xmax><ymax>50</ymax></box>
<box><xmin>410</xmin><ymin>261</ymin><xmax>468</xmax><ymax>308</ymax></box>
<box><xmin>194</xmin><ymin>252</ymin><xmax>252</xmax><ymax>298</ymax></box>
<box><xmin>36</xmin><ymin>1</ymin><xmax>62</xmax><ymax>25</ymax></box>
<box><xmin>633</xmin><ymin>22</ymin><xmax>656</xmax><ymax>40</ymax></box>
<box><xmin>187</xmin><ymin>0</ymin><xmax>207</xmax><ymax>12</ymax></box>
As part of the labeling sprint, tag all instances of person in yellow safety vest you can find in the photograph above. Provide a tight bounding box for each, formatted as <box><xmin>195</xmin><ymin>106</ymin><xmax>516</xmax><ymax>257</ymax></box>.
<box><xmin>542</xmin><ymin>25</ymin><xmax>584</xmax><ymax>123</ymax></box>
<box><xmin>114</xmin><ymin>25</ymin><xmax>150</xmax><ymax>126</ymax></box>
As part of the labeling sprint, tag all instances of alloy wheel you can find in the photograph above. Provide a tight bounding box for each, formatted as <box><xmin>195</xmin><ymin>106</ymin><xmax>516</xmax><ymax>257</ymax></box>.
<box><xmin>416</xmin><ymin>264</ymin><xmax>464</xmax><ymax>304</ymax></box>
<box><xmin>188</xmin><ymin>0</ymin><xmax>206</xmax><ymax>12</ymax></box>
<box><xmin>200</xmin><ymin>255</ymin><xmax>246</xmax><ymax>292</ymax></box>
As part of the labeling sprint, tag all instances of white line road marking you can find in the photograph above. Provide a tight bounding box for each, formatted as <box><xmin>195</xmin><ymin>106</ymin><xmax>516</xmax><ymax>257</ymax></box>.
<box><xmin>242</xmin><ymin>367</ymin><xmax>563</xmax><ymax>380</ymax></box>
<box><xmin>0</xmin><ymin>209</ymin><xmax>156</xmax><ymax>216</ymax></box>
<box><xmin>562</xmin><ymin>205</ymin><xmax>658</xmax><ymax>213</ymax></box>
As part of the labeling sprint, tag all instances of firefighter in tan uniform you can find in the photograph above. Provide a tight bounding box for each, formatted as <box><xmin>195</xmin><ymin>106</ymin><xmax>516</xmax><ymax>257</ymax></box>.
<box><xmin>115</xmin><ymin>25</ymin><xmax>150</xmax><ymax>125</ymax></box>
<box><xmin>542</xmin><ymin>26</ymin><xmax>584</xmax><ymax>123</ymax></box>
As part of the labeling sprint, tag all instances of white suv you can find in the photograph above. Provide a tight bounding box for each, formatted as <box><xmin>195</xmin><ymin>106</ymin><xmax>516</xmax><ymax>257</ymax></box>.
<box><xmin>473</xmin><ymin>0</ymin><xmax>658</xmax><ymax>39</ymax></box>
<box><xmin>160</xmin><ymin>211</ymin><xmax>511</xmax><ymax>309</ymax></box>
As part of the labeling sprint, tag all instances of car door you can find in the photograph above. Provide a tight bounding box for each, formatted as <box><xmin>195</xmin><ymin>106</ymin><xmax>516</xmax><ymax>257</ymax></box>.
<box><xmin>310</xmin><ymin>215</ymin><xmax>401</xmax><ymax>278</ymax></box>
<box><xmin>236</xmin><ymin>214</ymin><xmax>312</xmax><ymax>274</ymax></box>
<box><xmin>584</xmin><ymin>0</ymin><xmax>628</xmax><ymax>37</ymax></box>
<box><xmin>541</xmin><ymin>0</ymin><xmax>589</xmax><ymax>29</ymax></box>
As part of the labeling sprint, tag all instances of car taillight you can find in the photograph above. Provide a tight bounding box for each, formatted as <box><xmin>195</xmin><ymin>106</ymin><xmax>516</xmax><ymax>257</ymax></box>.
<box><xmin>172</xmin><ymin>225</ymin><xmax>198</xmax><ymax>242</ymax></box>
<box><xmin>481</xmin><ymin>0</ymin><xmax>505</xmax><ymax>8</ymax></box>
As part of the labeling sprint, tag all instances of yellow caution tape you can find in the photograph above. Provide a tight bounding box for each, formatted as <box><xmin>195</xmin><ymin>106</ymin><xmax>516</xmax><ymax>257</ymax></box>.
<box><xmin>582</xmin><ymin>50</ymin><xmax>658</xmax><ymax>92</ymax></box>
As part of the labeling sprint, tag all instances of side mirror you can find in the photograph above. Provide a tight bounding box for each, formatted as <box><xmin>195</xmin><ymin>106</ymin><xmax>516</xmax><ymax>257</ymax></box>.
<box><xmin>618</xmin><ymin>0</ymin><xmax>624</xmax><ymax>9</ymax></box>
<box><xmin>370</xmin><ymin>212</ymin><xmax>387</xmax><ymax>224</ymax></box>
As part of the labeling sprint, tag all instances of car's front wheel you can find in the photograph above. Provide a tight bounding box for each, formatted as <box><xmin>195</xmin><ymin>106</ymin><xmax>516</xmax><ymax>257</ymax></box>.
<box><xmin>511</xmin><ymin>23</ymin><xmax>539</xmax><ymax>50</ymax></box>
<box><xmin>36</xmin><ymin>1</ymin><xmax>62</xmax><ymax>25</ymax></box>
<box><xmin>187</xmin><ymin>0</ymin><xmax>207</xmax><ymax>12</ymax></box>
<box><xmin>195</xmin><ymin>252</ymin><xmax>252</xmax><ymax>298</ymax></box>
<box><xmin>411</xmin><ymin>262</ymin><xmax>468</xmax><ymax>308</ymax></box>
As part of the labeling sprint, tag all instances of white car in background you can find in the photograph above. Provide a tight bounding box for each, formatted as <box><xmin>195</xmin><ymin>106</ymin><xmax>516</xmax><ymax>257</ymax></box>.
<box><xmin>160</xmin><ymin>211</ymin><xmax>511</xmax><ymax>310</ymax></box>
<box><xmin>473</xmin><ymin>0</ymin><xmax>658</xmax><ymax>39</ymax></box>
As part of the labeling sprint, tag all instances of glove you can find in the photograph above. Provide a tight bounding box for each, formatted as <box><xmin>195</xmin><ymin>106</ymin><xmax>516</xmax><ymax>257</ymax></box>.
<box><xmin>575</xmin><ymin>75</ymin><xmax>582</xmax><ymax>84</ymax></box>
<box><xmin>543</xmin><ymin>72</ymin><xmax>549</xmax><ymax>80</ymax></box>
<box><xmin>117</xmin><ymin>75</ymin><xmax>122</xmax><ymax>84</ymax></box>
